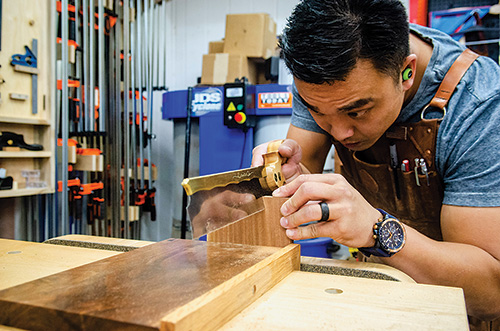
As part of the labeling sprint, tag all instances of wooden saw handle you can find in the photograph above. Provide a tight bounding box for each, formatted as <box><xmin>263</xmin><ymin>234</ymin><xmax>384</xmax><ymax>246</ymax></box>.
<box><xmin>259</xmin><ymin>139</ymin><xmax>286</xmax><ymax>191</ymax></box>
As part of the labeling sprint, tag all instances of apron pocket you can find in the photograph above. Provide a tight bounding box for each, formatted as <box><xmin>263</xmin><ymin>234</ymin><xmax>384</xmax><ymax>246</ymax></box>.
<box><xmin>399</xmin><ymin>170</ymin><xmax>443</xmax><ymax>221</ymax></box>
<box><xmin>349</xmin><ymin>152</ymin><xmax>397</xmax><ymax>212</ymax></box>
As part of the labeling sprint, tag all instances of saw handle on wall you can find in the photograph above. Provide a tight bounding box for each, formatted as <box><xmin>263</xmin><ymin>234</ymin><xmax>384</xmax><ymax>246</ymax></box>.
<box><xmin>259</xmin><ymin>139</ymin><xmax>286</xmax><ymax>192</ymax></box>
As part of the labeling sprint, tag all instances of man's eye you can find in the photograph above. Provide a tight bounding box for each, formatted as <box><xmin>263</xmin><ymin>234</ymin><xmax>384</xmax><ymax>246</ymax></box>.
<box><xmin>310</xmin><ymin>108</ymin><xmax>323</xmax><ymax>116</ymax></box>
<box><xmin>348</xmin><ymin>109</ymin><xmax>368</xmax><ymax>118</ymax></box>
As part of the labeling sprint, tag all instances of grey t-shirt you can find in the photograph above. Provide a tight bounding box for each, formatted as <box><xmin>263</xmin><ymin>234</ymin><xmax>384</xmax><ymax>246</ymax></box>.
<box><xmin>291</xmin><ymin>24</ymin><xmax>500</xmax><ymax>207</ymax></box>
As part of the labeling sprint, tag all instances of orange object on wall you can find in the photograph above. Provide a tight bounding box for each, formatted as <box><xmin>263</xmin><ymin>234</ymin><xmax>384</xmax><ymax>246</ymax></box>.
<box><xmin>409</xmin><ymin>0</ymin><xmax>428</xmax><ymax>26</ymax></box>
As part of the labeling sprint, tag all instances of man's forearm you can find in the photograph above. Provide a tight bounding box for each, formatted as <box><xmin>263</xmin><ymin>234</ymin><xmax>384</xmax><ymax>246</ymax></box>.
<box><xmin>385</xmin><ymin>225</ymin><xmax>500</xmax><ymax>320</ymax></box>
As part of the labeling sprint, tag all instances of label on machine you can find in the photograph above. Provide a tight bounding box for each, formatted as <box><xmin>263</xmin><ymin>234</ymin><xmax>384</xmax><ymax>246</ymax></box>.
<box><xmin>192</xmin><ymin>88</ymin><xmax>223</xmax><ymax>116</ymax></box>
<box><xmin>258</xmin><ymin>92</ymin><xmax>293</xmax><ymax>109</ymax></box>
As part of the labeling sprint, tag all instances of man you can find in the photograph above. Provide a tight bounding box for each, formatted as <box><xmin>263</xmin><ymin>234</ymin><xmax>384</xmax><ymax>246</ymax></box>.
<box><xmin>252</xmin><ymin>0</ymin><xmax>500</xmax><ymax>327</ymax></box>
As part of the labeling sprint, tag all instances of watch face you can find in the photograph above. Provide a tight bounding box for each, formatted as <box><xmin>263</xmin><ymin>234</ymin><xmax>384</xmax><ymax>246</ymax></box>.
<box><xmin>378</xmin><ymin>219</ymin><xmax>406</xmax><ymax>253</ymax></box>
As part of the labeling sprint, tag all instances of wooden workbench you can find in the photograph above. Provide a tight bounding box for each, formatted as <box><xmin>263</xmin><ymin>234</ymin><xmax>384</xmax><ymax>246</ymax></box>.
<box><xmin>0</xmin><ymin>237</ymin><xmax>121</xmax><ymax>291</ymax></box>
<box><xmin>0</xmin><ymin>236</ymin><xmax>469</xmax><ymax>330</ymax></box>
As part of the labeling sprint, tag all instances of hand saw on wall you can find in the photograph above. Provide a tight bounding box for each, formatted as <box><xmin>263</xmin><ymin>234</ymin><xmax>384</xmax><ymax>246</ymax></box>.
<box><xmin>182</xmin><ymin>140</ymin><xmax>285</xmax><ymax>238</ymax></box>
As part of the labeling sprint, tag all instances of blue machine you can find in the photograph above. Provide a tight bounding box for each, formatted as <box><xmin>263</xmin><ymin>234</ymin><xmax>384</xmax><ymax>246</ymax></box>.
<box><xmin>163</xmin><ymin>83</ymin><xmax>344</xmax><ymax>259</ymax></box>
<box><xmin>162</xmin><ymin>84</ymin><xmax>293</xmax><ymax>175</ymax></box>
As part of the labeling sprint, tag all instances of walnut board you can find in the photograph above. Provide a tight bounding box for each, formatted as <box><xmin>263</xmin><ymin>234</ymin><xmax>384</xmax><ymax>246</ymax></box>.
<box><xmin>220</xmin><ymin>271</ymin><xmax>468</xmax><ymax>330</ymax></box>
<box><xmin>0</xmin><ymin>239</ymin><xmax>300</xmax><ymax>331</ymax></box>
<box><xmin>207</xmin><ymin>196</ymin><xmax>292</xmax><ymax>247</ymax></box>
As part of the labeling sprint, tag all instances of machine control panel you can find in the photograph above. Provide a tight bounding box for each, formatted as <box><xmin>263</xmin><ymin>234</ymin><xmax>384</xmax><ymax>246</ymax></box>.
<box><xmin>223</xmin><ymin>81</ymin><xmax>254</xmax><ymax>129</ymax></box>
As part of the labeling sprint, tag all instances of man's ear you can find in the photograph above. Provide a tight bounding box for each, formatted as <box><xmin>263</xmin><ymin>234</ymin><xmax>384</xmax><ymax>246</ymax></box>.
<box><xmin>401</xmin><ymin>54</ymin><xmax>417</xmax><ymax>91</ymax></box>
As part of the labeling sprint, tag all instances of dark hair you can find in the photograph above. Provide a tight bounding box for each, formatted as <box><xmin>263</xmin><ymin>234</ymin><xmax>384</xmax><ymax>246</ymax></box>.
<box><xmin>279</xmin><ymin>0</ymin><xmax>410</xmax><ymax>84</ymax></box>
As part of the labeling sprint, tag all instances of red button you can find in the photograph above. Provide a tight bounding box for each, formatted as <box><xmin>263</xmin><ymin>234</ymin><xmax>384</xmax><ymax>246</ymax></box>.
<box><xmin>234</xmin><ymin>112</ymin><xmax>246</xmax><ymax>124</ymax></box>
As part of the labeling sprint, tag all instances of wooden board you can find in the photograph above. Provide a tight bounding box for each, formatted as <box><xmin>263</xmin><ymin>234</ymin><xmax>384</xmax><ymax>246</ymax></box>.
<box><xmin>57</xmin><ymin>145</ymin><xmax>77</xmax><ymax>164</ymax></box>
<box><xmin>121</xmin><ymin>166</ymin><xmax>158</xmax><ymax>181</ymax></box>
<box><xmin>220</xmin><ymin>271</ymin><xmax>469</xmax><ymax>330</ymax></box>
<box><xmin>0</xmin><ymin>239</ymin><xmax>300</xmax><ymax>331</ymax></box>
<box><xmin>207</xmin><ymin>196</ymin><xmax>292</xmax><ymax>247</ymax></box>
<box><xmin>74</xmin><ymin>154</ymin><xmax>104</xmax><ymax>171</ymax></box>
<box><xmin>0</xmin><ymin>239</ymin><xmax>120</xmax><ymax>291</ymax></box>
<box><xmin>120</xmin><ymin>205</ymin><xmax>141</xmax><ymax>221</ymax></box>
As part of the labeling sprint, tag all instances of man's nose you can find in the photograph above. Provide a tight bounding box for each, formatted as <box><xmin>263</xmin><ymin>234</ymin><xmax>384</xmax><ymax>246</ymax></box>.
<box><xmin>331</xmin><ymin>123</ymin><xmax>355</xmax><ymax>141</ymax></box>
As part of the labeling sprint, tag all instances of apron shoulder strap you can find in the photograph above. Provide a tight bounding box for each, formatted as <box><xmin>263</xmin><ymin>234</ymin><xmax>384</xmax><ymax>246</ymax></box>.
<box><xmin>426</xmin><ymin>48</ymin><xmax>479</xmax><ymax>111</ymax></box>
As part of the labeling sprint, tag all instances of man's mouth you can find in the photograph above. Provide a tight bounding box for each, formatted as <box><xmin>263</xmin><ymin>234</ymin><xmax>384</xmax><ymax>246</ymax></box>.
<box><xmin>342</xmin><ymin>141</ymin><xmax>360</xmax><ymax>149</ymax></box>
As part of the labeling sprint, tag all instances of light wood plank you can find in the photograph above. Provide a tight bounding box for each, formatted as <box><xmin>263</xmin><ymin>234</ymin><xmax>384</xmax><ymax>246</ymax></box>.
<box><xmin>121</xmin><ymin>166</ymin><xmax>158</xmax><ymax>181</ymax></box>
<box><xmin>0</xmin><ymin>187</ymin><xmax>53</xmax><ymax>198</ymax></box>
<box><xmin>220</xmin><ymin>271</ymin><xmax>469</xmax><ymax>330</ymax></box>
<box><xmin>57</xmin><ymin>145</ymin><xmax>76</xmax><ymax>164</ymax></box>
<box><xmin>0</xmin><ymin>117</ymin><xmax>50</xmax><ymax>125</ymax></box>
<box><xmin>0</xmin><ymin>239</ymin><xmax>119</xmax><ymax>291</ymax></box>
<box><xmin>74</xmin><ymin>154</ymin><xmax>104</xmax><ymax>171</ymax></box>
<box><xmin>120</xmin><ymin>205</ymin><xmax>141</xmax><ymax>221</ymax></box>
<box><xmin>0</xmin><ymin>151</ymin><xmax>51</xmax><ymax>158</ymax></box>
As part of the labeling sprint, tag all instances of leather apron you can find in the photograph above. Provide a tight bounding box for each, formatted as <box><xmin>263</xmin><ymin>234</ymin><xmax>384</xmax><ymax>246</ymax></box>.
<box><xmin>334</xmin><ymin>118</ymin><xmax>443</xmax><ymax>240</ymax></box>
<box><xmin>332</xmin><ymin>49</ymin><xmax>498</xmax><ymax>330</ymax></box>
<box><xmin>334</xmin><ymin>48</ymin><xmax>479</xmax><ymax>240</ymax></box>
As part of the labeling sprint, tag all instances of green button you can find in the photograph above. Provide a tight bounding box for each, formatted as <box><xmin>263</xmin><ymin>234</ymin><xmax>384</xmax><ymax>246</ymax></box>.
<box><xmin>237</xmin><ymin>104</ymin><xmax>244</xmax><ymax>111</ymax></box>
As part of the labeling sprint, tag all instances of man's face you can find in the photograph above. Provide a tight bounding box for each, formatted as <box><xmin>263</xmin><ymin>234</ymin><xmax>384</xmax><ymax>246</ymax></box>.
<box><xmin>294</xmin><ymin>59</ymin><xmax>406</xmax><ymax>151</ymax></box>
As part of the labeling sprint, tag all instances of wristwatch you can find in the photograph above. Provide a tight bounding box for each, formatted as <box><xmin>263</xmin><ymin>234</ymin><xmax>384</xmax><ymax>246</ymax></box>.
<box><xmin>358</xmin><ymin>209</ymin><xmax>406</xmax><ymax>257</ymax></box>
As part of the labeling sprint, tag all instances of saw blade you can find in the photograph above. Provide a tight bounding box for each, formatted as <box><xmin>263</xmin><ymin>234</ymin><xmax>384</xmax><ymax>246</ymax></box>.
<box><xmin>186</xmin><ymin>178</ymin><xmax>272</xmax><ymax>238</ymax></box>
<box><xmin>182</xmin><ymin>139</ymin><xmax>285</xmax><ymax>238</ymax></box>
<box><xmin>181</xmin><ymin>165</ymin><xmax>266</xmax><ymax>196</ymax></box>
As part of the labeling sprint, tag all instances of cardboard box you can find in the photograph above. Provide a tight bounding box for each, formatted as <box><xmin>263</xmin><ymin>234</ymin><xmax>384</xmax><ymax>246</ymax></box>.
<box><xmin>208</xmin><ymin>40</ymin><xmax>225</xmax><ymax>54</ymax></box>
<box><xmin>201</xmin><ymin>53</ymin><xmax>257</xmax><ymax>85</ymax></box>
<box><xmin>223</xmin><ymin>13</ymin><xmax>277</xmax><ymax>59</ymax></box>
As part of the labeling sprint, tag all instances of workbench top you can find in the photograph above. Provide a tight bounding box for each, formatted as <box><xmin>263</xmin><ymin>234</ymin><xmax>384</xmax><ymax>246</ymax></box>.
<box><xmin>0</xmin><ymin>237</ymin><xmax>120</xmax><ymax>291</ymax></box>
<box><xmin>0</xmin><ymin>236</ymin><xmax>468</xmax><ymax>330</ymax></box>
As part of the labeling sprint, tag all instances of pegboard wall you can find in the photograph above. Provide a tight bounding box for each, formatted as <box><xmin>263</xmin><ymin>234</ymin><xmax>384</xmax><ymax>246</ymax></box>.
<box><xmin>428</xmin><ymin>0</ymin><xmax>499</xmax><ymax>62</ymax></box>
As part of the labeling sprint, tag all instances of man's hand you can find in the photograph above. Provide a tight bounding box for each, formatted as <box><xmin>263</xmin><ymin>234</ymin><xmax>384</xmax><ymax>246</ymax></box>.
<box><xmin>273</xmin><ymin>173</ymin><xmax>381</xmax><ymax>248</ymax></box>
<box><xmin>251</xmin><ymin>139</ymin><xmax>306</xmax><ymax>183</ymax></box>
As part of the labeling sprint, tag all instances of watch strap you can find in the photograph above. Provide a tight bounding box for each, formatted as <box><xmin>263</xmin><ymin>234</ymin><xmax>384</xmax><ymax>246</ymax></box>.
<box><xmin>358</xmin><ymin>246</ymin><xmax>392</xmax><ymax>258</ymax></box>
<box><xmin>358</xmin><ymin>209</ymin><xmax>399</xmax><ymax>258</ymax></box>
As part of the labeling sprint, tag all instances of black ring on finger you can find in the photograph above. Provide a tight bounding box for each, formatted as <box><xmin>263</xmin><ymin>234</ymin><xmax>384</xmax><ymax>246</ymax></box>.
<box><xmin>319</xmin><ymin>202</ymin><xmax>329</xmax><ymax>222</ymax></box>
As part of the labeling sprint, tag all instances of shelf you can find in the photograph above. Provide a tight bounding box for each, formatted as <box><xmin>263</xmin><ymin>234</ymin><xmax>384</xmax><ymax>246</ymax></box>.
<box><xmin>0</xmin><ymin>151</ymin><xmax>52</xmax><ymax>158</ymax></box>
<box><xmin>0</xmin><ymin>1</ymin><xmax>55</xmax><ymax>201</ymax></box>
<box><xmin>0</xmin><ymin>116</ymin><xmax>51</xmax><ymax>126</ymax></box>
<box><xmin>0</xmin><ymin>187</ymin><xmax>54</xmax><ymax>198</ymax></box>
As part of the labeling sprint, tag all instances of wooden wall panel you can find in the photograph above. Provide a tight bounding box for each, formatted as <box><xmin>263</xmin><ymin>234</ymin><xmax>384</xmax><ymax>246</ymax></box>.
<box><xmin>0</xmin><ymin>0</ymin><xmax>52</xmax><ymax>121</ymax></box>
<box><xmin>0</xmin><ymin>0</ymin><xmax>55</xmax><ymax>197</ymax></box>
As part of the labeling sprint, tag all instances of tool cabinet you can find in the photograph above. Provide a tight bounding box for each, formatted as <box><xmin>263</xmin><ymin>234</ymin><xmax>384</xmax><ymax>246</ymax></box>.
<box><xmin>0</xmin><ymin>0</ymin><xmax>55</xmax><ymax>198</ymax></box>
